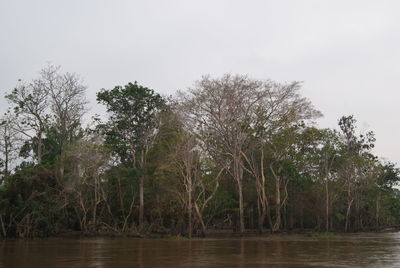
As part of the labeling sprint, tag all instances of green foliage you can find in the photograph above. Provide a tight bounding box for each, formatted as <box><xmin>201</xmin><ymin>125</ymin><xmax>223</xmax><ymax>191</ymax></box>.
<box><xmin>1</xmin><ymin>72</ymin><xmax>400</xmax><ymax>238</ymax></box>
<box><xmin>0</xmin><ymin>166</ymin><xmax>65</xmax><ymax>237</ymax></box>
<box><xmin>378</xmin><ymin>162</ymin><xmax>400</xmax><ymax>189</ymax></box>
<box><xmin>96</xmin><ymin>82</ymin><xmax>165</xmax><ymax>165</ymax></box>
<box><xmin>335</xmin><ymin>213</ymin><xmax>346</xmax><ymax>222</ymax></box>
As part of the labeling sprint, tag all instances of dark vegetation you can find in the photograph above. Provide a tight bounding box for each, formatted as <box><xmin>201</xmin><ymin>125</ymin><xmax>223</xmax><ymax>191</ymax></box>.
<box><xmin>0</xmin><ymin>65</ymin><xmax>399</xmax><ymax>238</ymax></box>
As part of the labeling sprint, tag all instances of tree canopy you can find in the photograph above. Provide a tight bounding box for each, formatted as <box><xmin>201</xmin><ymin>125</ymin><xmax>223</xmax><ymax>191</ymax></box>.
<box><xmin>0</xmin><ymin>68</ymin><xmax>399</xmax><ymax>238</ymax></box>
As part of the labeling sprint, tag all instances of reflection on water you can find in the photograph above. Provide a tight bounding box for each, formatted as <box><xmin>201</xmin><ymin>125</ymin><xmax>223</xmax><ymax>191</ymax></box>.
<box><xmin>1</xmin><ymin>232</ymin><xmax>400</xmax><ymax>267</ymax></box>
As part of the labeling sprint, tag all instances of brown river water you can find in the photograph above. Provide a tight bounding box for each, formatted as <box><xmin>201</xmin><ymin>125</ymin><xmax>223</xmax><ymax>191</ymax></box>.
<box><xmin>1</xmin><ymin>232</ymin><xmax>400</xmax><ymax>267</ymax></box>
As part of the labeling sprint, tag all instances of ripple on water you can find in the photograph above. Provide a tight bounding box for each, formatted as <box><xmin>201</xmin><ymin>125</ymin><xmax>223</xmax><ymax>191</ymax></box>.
<box><xmin>1</xmin><ymin>232</ymin><xmax>400</xmax><ymax>267</ymax></box>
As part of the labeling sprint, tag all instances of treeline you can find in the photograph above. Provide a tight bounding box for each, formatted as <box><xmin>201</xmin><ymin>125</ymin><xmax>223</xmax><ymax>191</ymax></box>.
<box><xmin>0</xmin><ymin>65</ymin><xmax>399</xmax><ymax>238</ymax></box>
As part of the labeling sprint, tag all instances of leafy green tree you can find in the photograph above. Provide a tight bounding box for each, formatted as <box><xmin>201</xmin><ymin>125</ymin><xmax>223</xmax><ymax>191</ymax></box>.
<box><xmin>302</xmin><ymin>128</ymin><xmax>342</xmax><ymax>231</ymax></box>
<box><xmin>97</xmin><ymin>82</ymin><xmax>165</xmax><ymax>229</ymax></box>
<box><xmin>337</xmin><ymin>115</ymin><xmax>376</xmax><ymax>231</ymax></box>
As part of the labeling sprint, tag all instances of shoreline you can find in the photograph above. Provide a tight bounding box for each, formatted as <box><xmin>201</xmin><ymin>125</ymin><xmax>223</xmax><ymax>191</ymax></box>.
<box><xmin>4</xmin><ymin>227</ymin><xmax>395</xmax><ymax>240</ymax></box>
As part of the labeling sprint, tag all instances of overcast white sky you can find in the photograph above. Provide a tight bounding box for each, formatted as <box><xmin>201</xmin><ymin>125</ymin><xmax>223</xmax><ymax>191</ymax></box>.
<box><xmin>1</xmin><ymin>0</ymin><xmax>400</xmax><ymax>164</ymax></box>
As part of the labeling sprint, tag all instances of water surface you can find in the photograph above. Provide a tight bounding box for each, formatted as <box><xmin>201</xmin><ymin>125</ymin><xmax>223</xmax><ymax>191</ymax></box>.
<box><xmin>1</xmin><ymin>232</ymin><xmax>400</xmax><ymax>267</ymax></box>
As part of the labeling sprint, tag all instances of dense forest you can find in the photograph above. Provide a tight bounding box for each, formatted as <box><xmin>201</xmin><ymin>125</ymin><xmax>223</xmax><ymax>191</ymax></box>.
<box><xmin>0</xmin><ymin>65</ymin><xmax>399</xmax><ymax>238</ymax></box>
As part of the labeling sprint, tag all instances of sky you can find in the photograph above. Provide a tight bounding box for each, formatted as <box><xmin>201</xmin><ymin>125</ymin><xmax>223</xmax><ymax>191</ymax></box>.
<box><xmin>1</xmin><ymin>0</ymin><xmax>400</xmax><ymax>164</ymax></box>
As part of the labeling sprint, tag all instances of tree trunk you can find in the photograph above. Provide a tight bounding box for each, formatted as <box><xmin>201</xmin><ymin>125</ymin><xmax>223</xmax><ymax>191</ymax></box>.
<box><xmin>270</xmin><ymin>164</ymin><xmax>281</xmax><ymax>232</ymax></box>
<box><xmin>344</xmin><ymin>177</ymin><xmax>354</xmax><ymax>232</ymax></box>
<box><xmin>92</xmin><ymin>172</ymin><xmax>100</xmax><ymax>230</ymax></box>
<box><xmin>283</xmin><ymin>203</ymin><xmax>287</xmax><ymax>231</ymax></box>
<box><xmin>289</xmin><ymin>203</ymin><xmax>294</xmax><ymax>230</ymax></box>
<box><xmin>0</xmin><ymin>214</ymin><xmax>6</xmax><ymax>237</ymax></box>
<box><xmin>233</xmin><ymin>153</ymin><xmax>245</xmax><ymax>234</ymax></box>
<box><xmin>257</xmin><ymin>199</ymin><xmax>264</xmax><ymax>233</ymax></box>
<box><xmin>274</xmin><ymin>178</ymin><xmax>281</xmax><ymax>232</ymax></box>
<box><xmin>194</xmin><ymin>203</ymin><xmax>206</xmax><ymax>236</ymax></box>
<box><xmin>316</xmin><ymin>216</ymin><xmax>321</xmax><ymax>231</ymax></box>
<box><xmin>300</xmin><ymin>205</ymin><xmax>304</xmax><ymax>230</ymax></box>
<box><xmin>325</xmin><ymin>178</ymin><xmax>329</xmax><ymax>232</ymax></box>
<box><xmin>139</xmin><ymin>174</ymin><xmax>144</xmax><ymax>228</ymax></box>
<box><xmin>257</xmin><ymin>197</ymin><xmax>272</xmax><ymax>233</ymax></box>
<box><xmin>248</xmin><ymin>207</ymin><xmax>254</xmax><ymax>230</ymax></box>
<box><xmin>4</xmin><ymin>135</ymin><xmax>9</xmax><ymax>178</ymax></box>
<box><xmin>139</xmin><ymin>150</ymin><xmax>145</xmax><ymax>229</ymax></box>
<box><xmin>376</xmin><ymin>192</ymin><xmax>381</xmax><ymax>229</ymax></box>
<box><xmin>188</xmin><ymin>175</ymin><xmax>192</xmax><ymax>238</ymax></box>
<box><xmin>254</xmin><ymin>149</ymin><xmax>272</xmax><ymax>233</ymax></box>
<box><xmin>59</xmin><ymin>130</ymin><xmax>68</xmax><ymax>179</ymax></box>
<box><xmin>237</xmin><ymin>180</ymin><xmax>244</xmax><ymax>233</ymax></box>
<box><xmin>37</xmin><ymin>130</ymin><xmax>43</xmax><ymax>165</ymax></box>
<box><xmin>345</xmin><ymin>198</ymin><xmax>353</xmax><ymax>232</ymax></box>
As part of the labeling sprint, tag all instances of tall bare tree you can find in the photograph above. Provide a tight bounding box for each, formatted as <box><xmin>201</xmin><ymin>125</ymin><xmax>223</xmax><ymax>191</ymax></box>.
<box><xmin>180</xmin><ymin>74</ymin><xmax>320</xmax><ymax>233</ymax></box>
<box><xmin>0</xmin><ymin>112</ymin><xmax>21</xmax><ymax>180</ymax></box>
<box><xmin>41</xmin><ymin>65</ymin><xmax>88</xmax><ymax>176</ymax></box>
<box><xmin>6</xmin><ymin>65</ymin><xmax>87</xmax><ymax>168</ymax></box>
<box><xmin>6</xmin><ymin>77</ymin><xmax>50</xmax><ymax>164</ymax></box>
<box><xmin>179</xmin><ymin>75</ymin><xmax>260</xmax><ymax>233</ymax></box>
